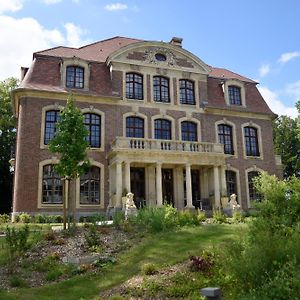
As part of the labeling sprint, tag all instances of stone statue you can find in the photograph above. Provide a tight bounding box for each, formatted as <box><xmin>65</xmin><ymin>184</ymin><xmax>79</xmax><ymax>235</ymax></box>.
<box><xmin>124</xmin><ymin>192</ymin><xmax>137</xmax><ymax>219</ymax></box>
<box><xmin>229</xmin><ymin>194</ymin><xmax>240</xmax><ymax>210</ymax></box>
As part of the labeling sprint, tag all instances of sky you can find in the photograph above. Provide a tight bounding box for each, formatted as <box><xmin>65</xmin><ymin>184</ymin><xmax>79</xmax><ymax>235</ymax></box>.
<box><xmin>0</xmin><ymin>0</ymin><xmax>300</xmax><ymax>118</ymax></box>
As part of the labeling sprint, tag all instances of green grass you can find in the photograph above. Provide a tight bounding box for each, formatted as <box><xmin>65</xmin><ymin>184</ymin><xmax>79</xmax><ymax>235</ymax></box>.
<box><xmin>0</xmin><ymin>224</ymin><xmax>243</xmax><ymax>300</ymax></box>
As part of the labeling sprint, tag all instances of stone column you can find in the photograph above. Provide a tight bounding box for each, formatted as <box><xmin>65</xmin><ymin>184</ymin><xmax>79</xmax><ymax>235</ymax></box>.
<box><xmin>220</xmin><ymin>165</ymin><xmax>227</xmax><ymax>196</ymax></box>
<box><xmin>185</xmin><ymin>164</ymin><xmax>194</xmax><ymax>208</ymax></box>
<box><xmin>156</xmin><ymin>163</ymin><xmax>163</xmax><ymax>206</ymax></box>
<box><xmin>124</xmin><ymin>161</ymin><xmax>131</xmax><ymax>193</ymax></box>
<box><xmin>115</xmin><ymin>160</ymin><xmax>122</xmax><ymax>208</ymax></box>
<box><xmin>202</xmin><ymin>167</ymin><xmax>209</xmax><ymax>198</ymax></box>
<box><xmin>214</xmin><ymin>165</ymin><xmax>221</xmax><ymax>208</ymax></box>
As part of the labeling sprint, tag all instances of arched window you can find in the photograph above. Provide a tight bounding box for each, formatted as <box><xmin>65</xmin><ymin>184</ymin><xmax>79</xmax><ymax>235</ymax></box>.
<box><xmin>244</xmin><ymin>126</ymin><xmax>259</xmax><ymax>156</ymax></box>
<box><xmin>179</xmin><ymin>79</ymin><xmax>195</xmax><ymax>105</ymax></box>
<box><xmin>80</xmin><ymin>166</ymin><xmax>101</xmax><ymax>204</ymax></box>
<box><xmin>126</xmin><ymin>116</ymin><xmax>144</xmax><ymax>138</ymax></box>
<box><xmin>154</xmin><ymin>119</ymin><xmax>171</xmax><ymax>140</ymax></box>
<box><xmin>248</xmin><ymin>171</ymin><xmax>261</xmax><ymax>201</ymax></box>
<box><xmin>153</xmin><ymin>76</ymin><xmax>170</xmax><ymax>103</ymax></box>
<box><xmin>66</xmin><ymin>66</ymin><xmax>84</xmax><ymax>89</ymax></box>
<box><xmin>126</xmin><ymin>73</ymin><xmax>143</xmax><ymax>100</ymax></box>
<box><xmin>83</xmin><ymin>113</ymin><xmax>101</xmax><ymax>148</ymax></box>
<box><xmin>44</xmin><ymin>110</ymin><xmax>60</xmax><ymax>145</ymax></box>
<box><xmin>181</xmin><ymin>121</ymin><xmax>197</xmax><ymax>141</ymax></box>
<box><xmin>42</xmin><ymin>164</ymin><xmax>63</xmax><ymax>204</ymax></box>
<box><xmin>228</xmin><ymin>85</ymin><xmax>241</xmax><ymax>105</ymax></box>
<box><xmin>218</xmin><ymin>124</ymin><xmax>234</xmax><ymax>155</ymax></box>
<box><xmin>226</xmin><ymin>170</ymin><xmax>237</xmax><ymax>197</ymax></box>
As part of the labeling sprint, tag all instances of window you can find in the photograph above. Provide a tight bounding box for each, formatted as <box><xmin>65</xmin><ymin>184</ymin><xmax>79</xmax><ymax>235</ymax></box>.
<box><xmin>226</xmin><ymin>170</ymin><xmax>237</xmax><ymax>197</ymax></box>
<box><xmin>228</xmin><ymin>85</ymin><xmax>241</xmax><ymax>105</ymax></box>
<box><xmin>180</xmin><ymin>79</ymin><xmax>195</xmax><ymax>105</ymax></box>
<box><xmin>154</xmin><ymin>119</ymin><xmax>171</xmax><ymax>140</ymax></box>
<box><xmin>181</xmin><ymin>121</ymin><xmax>197</xmax><ymax>141</ymax></box>
<box><xmin>244</xmin><ymin>126</ymin><xmax>259</xmax><ymax>156</ymax></box>
<box><xmin>80</xmin><ymin>166</ymin><xmax>100</xmax><ymax>205</ymax></box>
<box><xmin>66</xmin><ymin>66</ymin><xmax>84</xmax><ymax>89</ymax></box>
<box><xmin>126</xmin><ymin>73</ymin><xmax>143</xmax><ymax>100</ymax></box>
<box><xmin>44</xmin><ymin>110</ymin><xmax>60</xmax><ymax>145</ymax></box>
<box><xmin>126</xmin><ymin>116</ymin><xmax>144</xmax><ymax>138</ymax></box>
<box><xmin>218</xmin><ymin>124</ymin><xmax>234</xmax><ymax>155</ymax></box>
<box><xmin>153</xmin><ymin>76</ymin><xmax>170</xmax><ymax>103</ymax></box>
<box><xmin>83</xmin><ymin>113</ymin><xmax>101</xmax><ymax>148</ymax></box>
<box><xmin>155</xmin><ymin>53</ymin><xmax>167</xmax><ymax>61</ymax></box>
<box><xmin>248</xmin><ymin>171</ymin><xmax>261</xmax><ymax>201</ymax></box>
<box><xmin>42</xmin><ymin>164</ymin><xmax>63</xmax><ymax>204</ymax></box>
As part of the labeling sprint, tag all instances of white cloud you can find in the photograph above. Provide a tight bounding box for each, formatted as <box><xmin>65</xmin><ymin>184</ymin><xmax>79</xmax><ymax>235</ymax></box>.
<box><xmin>259</xmin><ymin>64</ymin><xmax>270</xmax><ymax>77</ymax></box>
<box><xmin>0</xmin><ymin>15</ymin><xmax>89</xmax><ymax>80</ymax></box>
<box><xmin>258</xmin><ymin>86</ymin><xmax>298</xmax><ymax>118</ymax></box>
<box><xmin>285</xmin><ymin>80</ymin><xmax>300</xmax><ymax>99</ymax></box>
<box><xmin>0</xmin><ymin>0</ymin><xmax>24</xmax><ymax>13</ymax></box>
<box><xmin>104</xmin><ymin>3</ymin><xmax>128</xmax><ymax>11</ymax></box>
<box><xmin>278</xmin><ymin>51</ymin><xmax>300</xmax><ymax>64</ymax></box>
<box><xmin>42</xmin><ymin>0</ymin><xmax>62</xmax><ymax>4</ymax></box>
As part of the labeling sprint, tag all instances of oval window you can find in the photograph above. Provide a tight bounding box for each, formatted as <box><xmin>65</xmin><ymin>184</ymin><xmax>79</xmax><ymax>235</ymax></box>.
<box><xmin>155</xmin><ymin>53</ymin><xmax>167</xmax><ymax>61</ymax></box>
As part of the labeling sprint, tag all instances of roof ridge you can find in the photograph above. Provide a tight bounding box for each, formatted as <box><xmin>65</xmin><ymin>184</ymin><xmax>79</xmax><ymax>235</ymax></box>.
<box><xmin>210</xmin><ymin>66</ymin><xmax>256</xmax><ymax>83</ymax></box>
<box><xmin>35</xmin><ymin>45</ymin><xmax>77</xmax><ymax>54</ymax></box>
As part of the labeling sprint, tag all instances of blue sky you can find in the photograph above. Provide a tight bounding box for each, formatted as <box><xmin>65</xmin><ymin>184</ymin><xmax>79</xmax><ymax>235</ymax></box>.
<box><xmin>0</xmin><ymin>0</ymin><xmax>300</xmax><ymax>117</ymax></box>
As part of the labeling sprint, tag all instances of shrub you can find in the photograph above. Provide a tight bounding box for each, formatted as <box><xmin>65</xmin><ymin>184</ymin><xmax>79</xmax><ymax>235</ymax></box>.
<box><xmin>164</xmin><ymin>205</ymin><xmax>178</xmax><ymax>228</ymax></box>
<box><xmin>84</xmin><ymin>223</ymin><xmax>100</xmax><ymax>248</ymax></box>
<box><xmin>9</xmin><ymin>274</ymin><xmax>27</xmax><ymax>287</ymax></box>
<box><xmin>232</xmin><ymin>210</ymin><xmax>245</xmax><ymax>223</ymax></box>
<box><xmin>35</xmin><ymin>214</ymin><xmax>47</xmax><ymax>223</ymax></box>
<box><xmin>0</xmin><ymin>214</ymin><xmax>10</xmax><ymax>224</ymax></box>
<box><xmin>113</xmin><ymin>211</ymin><xmax>125</xmax><ymax>229</ymax></box>
<box><xmin>18</xmin><ymin>213</ymin><xmax>32</xmax><ymax>223</ymax></box>
<box><xmin>136</xmin><ymin>207</ymin><xmax>166</xmax><ymax>233</ymax></box>
<box><xmin>178</xmin><ymin>210</ymin><xmax>199</xmax><ymax>227</ymax></box>
<box><xmin>189</xmin><ymin>254</ymin><xmax>214</xmax><ymax>273</ymax></box>
<box><xmin>196</xmin><ymin>210</ymin><xmax>206</xmax><ymax>222</ymax></box>
<box><xmin>44</xmin><ymin>230</ymin><xmax>56</xmax><ymax>241</ymax></box>
<box><xmin>45</xmin><ymin>268</ymin><xmax>63</xmax><ymax>281</ymax></box>
<box><xmin>141</xmin><ymin>263</ymin><xmax>158</xmax><ymax>275</ymax></box>
<box><xmin>212</xmin><ymin>209</ymin><xmax>227</xmax><ymax>224</ymax></box>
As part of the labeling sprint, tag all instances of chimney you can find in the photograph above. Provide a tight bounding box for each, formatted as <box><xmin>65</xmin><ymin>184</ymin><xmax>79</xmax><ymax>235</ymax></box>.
<box><xmin>21</xmin><ymin>67</ymin><xmax>29</xmax><ymax>80</ymax></box>
<box><xmin>169</xmin><ymin>37</ymin><xmax>183</xmax><ymax>47</ymax></box>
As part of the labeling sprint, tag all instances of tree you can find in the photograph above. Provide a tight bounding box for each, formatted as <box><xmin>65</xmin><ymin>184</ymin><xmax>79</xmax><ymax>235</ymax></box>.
<box><xmin>49</xmin><ymin>95</ymin><xmax>89</xmax><ymax>229</ymax></box>
<box><xmin>273</xmin><ymin>115</ymin><xmax>300</xmax><ymax>178</ymax></box>
<box><xmin>0</xmin><ymin>78</ymin><xmax>18</xmax><ymax>213</ymax></box>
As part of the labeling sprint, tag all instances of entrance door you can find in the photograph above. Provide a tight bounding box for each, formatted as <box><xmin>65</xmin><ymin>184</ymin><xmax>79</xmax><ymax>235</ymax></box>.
<box><xmin>162</xmin><ymin>169</ymin><xmax>174</xmax><ymax>206</ymax></box>
<box><xmin>130</xmin><ymin>167</ymin><xmax>145</xmax><ymax>208</ymax></box>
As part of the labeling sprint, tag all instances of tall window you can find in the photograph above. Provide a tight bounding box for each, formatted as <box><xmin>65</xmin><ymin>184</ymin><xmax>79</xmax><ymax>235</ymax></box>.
<box><xmin>66</xmin><ymin>66</ymin><xmax>84</xmax><ymax>89</ymax></box>
<box><xmin>244</xmin><ymin>126</ymin><xmax>259</xmax><ymax>156</ymax></box>
<box><xmin>228</xmin><ymin>85</ymin><xmax>241</xmax><ymax>105</ymax></box>
<box><xmin>179</xmin><ymin>79</ymin><xmax>195</xmax><ymax>105</ymax></box>
<box><xmin>83</xmin><ymin>113</ymin><xmax>101</xmax><ymax>148</ymax></box>
<box><xmin>42</xmin><ymin>164</ymin><xmax>63</xmax><ymax>204</ymax></box>
<box><xmin>218</xmin><ymin>124</ymin><xmax>234</xmax><ymax>155</ymax></box>
<box><xmin>248</xmin><ymin>171</ymin><xmax>261</xmax><ymax>201</ymax></box>
<box><xmin>126</xmin><ymin>73</ymin><xmax>143</xmax><ymax>100</ymax></box>
<box><xmin>181</xmin><ymin>121</ymin><xmax>197</xmax><ymax>141</ymax></box>
<box><xmin>80</xmin><ymin>166</ymin><xmax>100</xmax><ymax>205</ymax></box>
<box><xmin>44</xmin><ymin>110</ymin><xmax>60</xmax><ymax>145</ymax></box>
<box><xmin>126</xmin><ymin>116</ymin><xmax>144</xmax><ymax>138</ymax></box>
<box><xmin>153</xmin><ymin>76</ymin><xmax>170</xmax><ymax>103</ymax></box>
<box><xmin>154</xmin><ymin>119</ymin><xmax>171</xmax><ymax>140</ymax></box>
<box><xmin>226</xmin><ymin>170</ymin><xmax>237</xmax><ymax>197</ymax></box>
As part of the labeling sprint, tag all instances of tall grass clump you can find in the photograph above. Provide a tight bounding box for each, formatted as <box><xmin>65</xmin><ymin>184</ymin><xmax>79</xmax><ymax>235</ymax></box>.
<box><xmin>219</xmin><ymin>172</ymin><xmax>300</xmax><ymax>299</ymax></box>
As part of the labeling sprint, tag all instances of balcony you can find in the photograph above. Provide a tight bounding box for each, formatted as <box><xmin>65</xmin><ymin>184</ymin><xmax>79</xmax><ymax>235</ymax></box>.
<box><xmin>111</xmin><ymin>137</ymin><xmax>224</xmax><ymax>154</ymax></box>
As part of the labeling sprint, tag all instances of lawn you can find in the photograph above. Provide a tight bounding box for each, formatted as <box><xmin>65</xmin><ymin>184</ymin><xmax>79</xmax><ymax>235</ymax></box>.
<box><xmin>0</xmin><ymin>224</ymin><xmax>243</xmax><ymax>300</ymax></box>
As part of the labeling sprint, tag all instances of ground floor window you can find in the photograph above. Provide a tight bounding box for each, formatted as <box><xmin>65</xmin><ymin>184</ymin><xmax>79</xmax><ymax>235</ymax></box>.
<box><xmin>226</xmin><ymin>170</ymin><xmax>237</xmax><ymax>197</ymax></box>
<box><xmin>80</xmin><ymin>166</ymin><xmax>101</xmax><ymax>204</ymax></box>
<box><xmin>248</xmin><ymin>171</ymin><xmax>261</xmax><ymax>201</ymax></box>
<box><xmin>42</xmin><ymin>164</ymin><xmax>63</xmax><ymax>204</ymax></box>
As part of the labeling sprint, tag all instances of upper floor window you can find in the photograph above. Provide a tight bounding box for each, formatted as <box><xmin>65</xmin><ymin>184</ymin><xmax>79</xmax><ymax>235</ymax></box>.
<box><xmin>154</xmin><ymin>119</ymin><xmax>171</xmax><ymax>140</ymax></box>
<box><xmin>181</xmin><ymin>121</ymin><xmax>197</xmax><ymax>141</ymax></box>
<box><xmin>153</xmin><ymin>76</ymin><xmax>170</xmax><ymax>103</ymax></box>
<box><xmin>218</xmin><ymin>124</ymin><xmax>234</xmax><ymax>155</ymax></box>
<box><xmin>244</xmin><ymin>126</ymin><xmax>259</xmax><ymax>156</ymax></box>
<box><xmin>179</xmin><ymin>79</ymin><xmax>195</xmax><ymax>105</ymax></box>
<box><xmin>228</xmin><ymin>85</ymin><xmax>241</xmax><ymax>105</ymax></box>
<box><xmin>226</xmin><ymin>170</ymin><xmax>237</xmax><ymax>197</ymax></box>
<box><xmin>126</xmin><ymin>116</ymin><xmax>144</xmax><ymax>138</ymax></box>
<box><xmin>44</xmin><ymin>110</ymin><xmax>60</xmax><ymax>145</ymax></box>
<box><xmin>80</xmin><ymin>166</ymin><xmax>100</xmax><ymax>205</ymax></box>
<box><xmin>248</xmin><ymin>171</ymin><xmax>261</xmax><ymax>201</ymax></box>
<box><xmin>66</xmin><ymin>66</ymin><xmax>84</xmax><ymax>89</ymax></box>
<box><xmin>126</xmin><ymin>73</ymin><xmax>143</xmax><ymax>100</ymax></box>
<box><xmin>42</xmin><ymin>164</ymin><xmax>63</xmax><ymax>204</ymax></box>
<box><xmin>83</xmin><ymin>113</ymin><xmax>101</xmax><ymax>148</ymax></box>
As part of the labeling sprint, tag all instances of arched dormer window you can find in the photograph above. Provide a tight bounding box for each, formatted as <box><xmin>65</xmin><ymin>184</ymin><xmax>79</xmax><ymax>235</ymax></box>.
<box><xmin>179</xmin><ymin>79</ymin><xmax>195</xmax><ymax>105</ymax></box>
<box><xmin>228</xmin><ymin>85</ymin><xmax>241</xmax><ymax>105</ymax></box>
<box><xmin>153</xmin><ymin>76</ymin><xmax>170</xmax><ymax>103</ymax></box>
<box><xmin>126</xmin><ymin>73</ymin><xmax>143</xmax><ymax>100</ymax></box>
<box><xmin>66</xmin><ymin>66</ymin><xmax>84</xmax><ymax>89</ymax></box>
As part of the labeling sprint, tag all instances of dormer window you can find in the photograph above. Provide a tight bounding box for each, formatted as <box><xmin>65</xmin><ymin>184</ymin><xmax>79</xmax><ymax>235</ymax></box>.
<box><xmin>228</xmin><ymin>85</ymin><xmax>241</xmax><ymax>105</ymax></box>
<box><xmin>66</xmin><ymin>66</ymin><xmax>84</xmax><ymax>89</ymax></box>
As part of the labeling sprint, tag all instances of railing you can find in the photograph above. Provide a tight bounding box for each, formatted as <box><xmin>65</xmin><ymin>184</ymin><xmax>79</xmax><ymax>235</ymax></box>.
<box><xmin>111</xmin><ymin>137</ymin><xmax>224</xmax><ymax>154</ymax></box>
